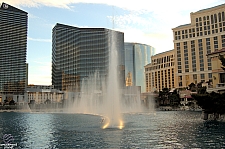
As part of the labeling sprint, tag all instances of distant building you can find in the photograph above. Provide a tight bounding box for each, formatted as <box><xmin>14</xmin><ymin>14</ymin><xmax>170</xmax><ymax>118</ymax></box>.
<box><xmin>52</xmin><ymin>23</ymin><xmax>125</xmax><ymax>91</ymax></box>
<box><xmin>25</xmin><ymin>85</ymin><xmax>64</xmax><ymax>104</ymax></box>
<box><xmin>172</xmin><ymin>3</ymin><xmax>225</xmax><ymax>88</ymax></box>
<box><xmin>124</xmin><ymin>43</ymin><xmax>155</xmax><ymax>92</ymax></box>
<box><xmin>0</xmin><ymin>3</ymin><xmax>28</xmax><ymax>99</ymax></box>
<box><xmin>145</xmin><ymin>50</ymin><xmax>175</xmax><ymax>92</ymax></box>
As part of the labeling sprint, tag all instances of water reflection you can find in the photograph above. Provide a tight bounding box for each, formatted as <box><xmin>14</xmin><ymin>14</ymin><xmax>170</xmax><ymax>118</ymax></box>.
<box><xmin>0</xmin><ymin>111</ymin><xmax>224</xmax><ymax>148</ymax></box>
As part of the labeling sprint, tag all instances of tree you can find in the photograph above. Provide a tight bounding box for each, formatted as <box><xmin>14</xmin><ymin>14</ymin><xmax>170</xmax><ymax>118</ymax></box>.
<box><xmin>192</xmin><ymin>92</ymin><xmax>225</xmax><ymax>119</ymax></box>
<box><xmin>219</xmin><ymin>54</ymin><xmax>225</xmax><ymax>71</ymax></box>
<box><xmin>9</xmin><ymin>99</ymin><xmax>16</xmax><ymax>105</ymax></box>
<box><xmin>158</xmin><ymin>88</ymin><xmax>170</xmax><ymax>105</ymax></box>
<box><xmin>196</xmin><ymin>82</ymin><xmax>207</xmax><ymax>94</ymax></box>
<box><xmin>188</xmin><ymin>83</ymin><xmax>197</xmax><ymax>92</ymax></box>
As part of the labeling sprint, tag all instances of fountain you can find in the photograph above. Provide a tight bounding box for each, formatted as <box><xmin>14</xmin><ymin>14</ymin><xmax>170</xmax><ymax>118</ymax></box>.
<box><xmin>65</xmin><ymin>31</ymin><xmax>152</xmax><ymax>129</ymax></box>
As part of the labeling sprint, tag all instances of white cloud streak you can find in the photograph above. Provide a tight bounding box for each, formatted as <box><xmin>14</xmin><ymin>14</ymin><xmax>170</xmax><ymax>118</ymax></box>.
<box><xmin>28</xmin><ymin>37</ymin><xmax>51</xmax><ymax>42</ymax></box>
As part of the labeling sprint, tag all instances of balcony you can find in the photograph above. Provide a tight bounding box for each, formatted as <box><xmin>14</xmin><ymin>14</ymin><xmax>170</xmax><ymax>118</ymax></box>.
<box><xmin>207</xmin><ymin>83</ymin><xmax>225</xmax><ymax>93</ymax></box>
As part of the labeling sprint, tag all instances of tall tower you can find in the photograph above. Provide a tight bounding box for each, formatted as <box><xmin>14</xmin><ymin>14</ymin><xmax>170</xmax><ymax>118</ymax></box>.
<box><xmin>52</xmin><ymin>23</ymin><xmax>124</xmax><ymax>91</ymax></box>
<box><xmin>0</xmin><ymin>3</ymin><xmax>28</xmax><ymax>95</ymax></box>
<box><xmin>124</xmin><ymin>42</ymin><xmax>155</xmax><ymax>92</ymax></box>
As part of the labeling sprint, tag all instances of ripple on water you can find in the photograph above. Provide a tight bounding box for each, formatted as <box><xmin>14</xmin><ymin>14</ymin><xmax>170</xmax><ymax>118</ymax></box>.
<box><xmin>0</xmin><ymin>111</ymin><xmax>225</xmax><ymax>148</ymax></box>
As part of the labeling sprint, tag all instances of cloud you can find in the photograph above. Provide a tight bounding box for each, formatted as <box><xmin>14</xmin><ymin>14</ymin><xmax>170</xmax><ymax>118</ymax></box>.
<box><xmin>28</xmin><ymin>61</ymin><xmax>52</xmax><ymax>85</ymax></box>
<box><xmin>28</xmin><ymin>37</ymin><xmax>51</xmax><ymax>42</ymax></box>
<box><xmin>120</xmin><ymin>27</ymin><xmax>173</xmax><ymax>53</ymax></box>
<box><xmin>3</xmin><ymin>0</ymin><xmax>222</xmax><ymax>11</ymax></box>
<box><xmin>28</xmin><ymin>74</ymin><xmax>51</xmax><ymax>85</ymax></box>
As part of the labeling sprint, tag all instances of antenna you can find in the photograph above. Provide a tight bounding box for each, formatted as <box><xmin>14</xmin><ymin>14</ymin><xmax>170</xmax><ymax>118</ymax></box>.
<box><xmin>112</xmin><ymin>6</ymin><xmax>115</xmax><ymax>29</ymax></box>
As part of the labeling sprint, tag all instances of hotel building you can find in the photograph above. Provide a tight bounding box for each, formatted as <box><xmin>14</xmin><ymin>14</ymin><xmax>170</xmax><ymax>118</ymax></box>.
<box><xmin>0</xmin><ymin>3</ymin><xmax>28</xmax><ymax>97</ymax></box>
<box><xmin>52</xmin><ymin>23</ymin><xmax>125</xmax><ymax>91</ymax></box>
<box><xmin>172</xmin><ymin>3</ymin><xmax>225</xmax><ymax>88</ymax></box>
<box><xmin>145</xmin><ymin>50</ymin><xmax>175</xmax><ymax>92</ymax></box>
<box><xmin>125</xmin><ymin>43</ymin><xmax>155</xmax><ymax>92</ymax></box>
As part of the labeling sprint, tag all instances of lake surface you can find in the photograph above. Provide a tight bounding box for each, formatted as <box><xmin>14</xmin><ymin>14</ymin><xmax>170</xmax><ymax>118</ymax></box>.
<box><xmin>0</xmin><ymin>111</ymin><xmax>225</xmax><ymax>148</ymax></box>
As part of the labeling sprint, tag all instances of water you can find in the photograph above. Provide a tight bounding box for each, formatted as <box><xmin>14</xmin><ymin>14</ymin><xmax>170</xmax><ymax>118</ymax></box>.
<box><xmin>0</xmin><ymin>111</ymin><xmax>225</xmax><ymax>148</ymax></box>
<box><xmin>66</xmin><ymin>31</ymin><xmax>149</xmax><ymax>129</ymax></box>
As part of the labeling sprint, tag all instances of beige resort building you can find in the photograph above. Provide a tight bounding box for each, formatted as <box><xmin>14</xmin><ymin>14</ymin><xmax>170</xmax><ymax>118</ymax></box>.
<box><xmin>145</xmin><ymin>50</ymin><xmax>175</xmax><ymax>92</ymax></box>
<box><xmin>172</xmin><ymin>3</ymin><xmax>225</xmax><ymax>88</ymax></box>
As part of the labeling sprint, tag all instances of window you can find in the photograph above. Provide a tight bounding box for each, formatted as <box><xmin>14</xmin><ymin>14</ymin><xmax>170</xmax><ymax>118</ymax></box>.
<box><xmin>222</xmin><ymin>12</ymin><xmax>224</xmax><ymax>21</ymax></box>
<box><xmin>214</xmin><ymin>14</ymin><xmax>217</xmax><ymax>23</ymax></box>
<box><xmin>179</xmin><ymin>82</ymin><xmax>182</xmax><ymax>86</ymax></box>
<box><xmin>201</xmin><ymin>74</ymin><xmax>205</xmax><ymax>79</ymax></box>
<box><xmin>193</xmin><ymin>74</ymin><xmax>197</xmax><ymax>79</ymax></box>
<box><xmin>211</xmin><ymin>15</ymin><xmax>214</xmax><ymax>24</ymax></box>
<box><xmin>208</xmin><ymin>73</ymin><xmax>212</xmax><ymax>78</ymax></box>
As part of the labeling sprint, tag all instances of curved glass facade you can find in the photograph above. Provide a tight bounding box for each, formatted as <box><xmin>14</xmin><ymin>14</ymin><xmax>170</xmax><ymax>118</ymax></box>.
<box><xmin>52</xmin><ymin>24</ymin><xmax>124</xmax><ymax>91</ymax></box>
<box><xmin>0</xmin><ymin>3</ymin><xmax>27</xmax><ymax>95</ymax></box>
<box><xmin>125</xmin><ymin>43</ymin><xmax>155</xmax><ymax>92</ymax></box>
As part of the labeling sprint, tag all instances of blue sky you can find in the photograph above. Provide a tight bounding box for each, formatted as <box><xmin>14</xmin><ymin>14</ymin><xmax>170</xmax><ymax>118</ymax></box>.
<box><xmin>3</xmin><ymin>0</ymin><xmax>225</xmax><ymax>85</ymax></box>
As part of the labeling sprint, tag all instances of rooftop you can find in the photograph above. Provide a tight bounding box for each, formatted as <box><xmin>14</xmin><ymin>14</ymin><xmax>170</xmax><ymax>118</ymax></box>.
<box><xmin>174</xmin><ymin>23</ymin><xmax>191</xmax><ymax>29</ymax></box>
<box><xmin>153</xmin><ymin>49</ymin><xmax>174</xmax><ymax>56</ymax></box>
<box><xmin>0</xmin><ymin>2</ymin><xmax>27</xmax><ymax>14</ymax></box>
<box><xmin>196</xmin><ymin>3</ymin><xmax>225</xmax><ymax>13</ymax></box>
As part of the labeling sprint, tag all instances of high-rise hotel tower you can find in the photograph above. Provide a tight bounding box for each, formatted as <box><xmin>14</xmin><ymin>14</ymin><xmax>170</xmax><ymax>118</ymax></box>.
<box><xmin>0</xmin><ymin>3</ymin><xmax>28</xmax><ymax>95</ymax></box>
<box><xmin>172</xmin><ymin>3</ymin><xmax>225</xmax><ymax>88</ymax></box>
<box><xmin>52</xmin><ymin>23</ymin><xmax>124</xmax><ymax>91</ymax></box>
<box><xmin>125</xmin><ymin>43</ymin><xmax>155</xmax><ymax>92</ymax></box>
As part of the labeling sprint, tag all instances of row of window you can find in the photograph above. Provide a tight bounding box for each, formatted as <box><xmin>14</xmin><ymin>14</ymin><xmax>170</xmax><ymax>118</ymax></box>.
<box><xmin>196</xmin><ymin>12</ymin><xmax>225</xmax><ymax>24</ymax></box>
<box><xmin>178</xmin><ymin>73</ymin><xmax>212</xmax><ymax>87</ymax></box>
<box><xmin>146</xmin><ymin>69</ymin><xmax>175</xmax><ymax>91</ymax></box>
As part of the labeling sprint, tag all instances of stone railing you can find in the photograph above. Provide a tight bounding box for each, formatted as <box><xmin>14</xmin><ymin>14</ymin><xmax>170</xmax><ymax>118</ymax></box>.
<box><xmin>216</xmin><ymin>83</ymin><xmax>225</xmax><ymax>87</ymax></box>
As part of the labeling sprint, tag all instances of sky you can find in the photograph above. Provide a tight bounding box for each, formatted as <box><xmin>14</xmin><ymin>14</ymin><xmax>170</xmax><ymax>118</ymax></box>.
<box><xmin>2</xmin><ymin>0</ymin><xmax>225</xmax><ymax>85</ymax></box>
